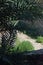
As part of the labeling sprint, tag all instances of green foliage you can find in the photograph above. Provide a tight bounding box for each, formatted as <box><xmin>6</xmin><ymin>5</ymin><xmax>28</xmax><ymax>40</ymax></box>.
<box><xmin>0</xmin><ymin>0</ymin><xmax>43</xmax><ymax>55</ymax></box>
<box><xmin>0</xmin><ymin>0</ymin><xmax>43</xmax><ymax>31</ymax></box>
<box><xmin>9</xmin><ymin>41</ymin><xmax>34</xmax><ymax>53</ymax></box>
<box><xmin>0</xmin><ymin>0</ymin><xmax>43</xmax><ymax>30</ymax></box>
<box><xmin>15</xmin><ymin>41</ymin><xmax>34</xmax><ymax>52</ymax></box>
<box><xmin>0</xmin><ymin>0</ymin><xmax>42</xmax><ymax>22</ymax></box>
<box><xmin>36</xmin><ymin>36</ymin><xmax>43</xmax><ymax>43</ymax></box>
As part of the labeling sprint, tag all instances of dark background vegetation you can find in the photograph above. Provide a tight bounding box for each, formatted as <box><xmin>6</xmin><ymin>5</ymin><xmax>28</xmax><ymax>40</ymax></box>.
<box><xmin>0</xmin><ymin>0</ymin><xmax>43</xmax><ymax>65</ymax></box>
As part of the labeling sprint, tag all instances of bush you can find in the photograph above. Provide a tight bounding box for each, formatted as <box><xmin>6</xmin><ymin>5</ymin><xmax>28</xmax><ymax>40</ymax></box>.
<box><xmin>10</xmin><ymin>41</ymin><xmax>34</xmax><ymax>53</ymax></box>
<box><xmin>14</xmin><ymin>41</ymin><xmax>34</xmax><ymax>52</ymax></box>
<box><xmin>17</xmin><ymin>41</ymin><xmax>34</xmax><ymax>52</ymax></box>
<box><xmin>36</xmin><ymin>36</ymin><xmax>43</xmax><ymax>43</ymax></box>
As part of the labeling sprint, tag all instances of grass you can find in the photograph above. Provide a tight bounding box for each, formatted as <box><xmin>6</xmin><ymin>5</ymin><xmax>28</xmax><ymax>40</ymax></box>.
<box><xmin>16</xmin><ymin>41</ymin><xmax>34</xmax><ymax>52</ymax></box>
<box><xmin>36</xmin><ymin>36</ymin><xmax>43</xmax><ymax>44</ymax></box>
<box><xmin>10</xmin><ymin>40</ymin><xmax>34</xmax><ymax>53</ymax></box>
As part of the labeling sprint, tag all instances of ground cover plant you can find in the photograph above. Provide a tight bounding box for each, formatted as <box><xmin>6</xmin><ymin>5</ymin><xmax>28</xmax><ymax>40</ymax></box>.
<box><xmin>36</xmin><ymin>36</ymin><xmax>43</xmax><ymax>44</ymax></box>
<box><xmin>17</xmin><ymin>41</ymin><xmax>34</xmax><ymax>52</ymax></box>
<box><xmin>10</xmin><ymin>40</ymin><xmax>34</xmax><ymax>53</ymax></box>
